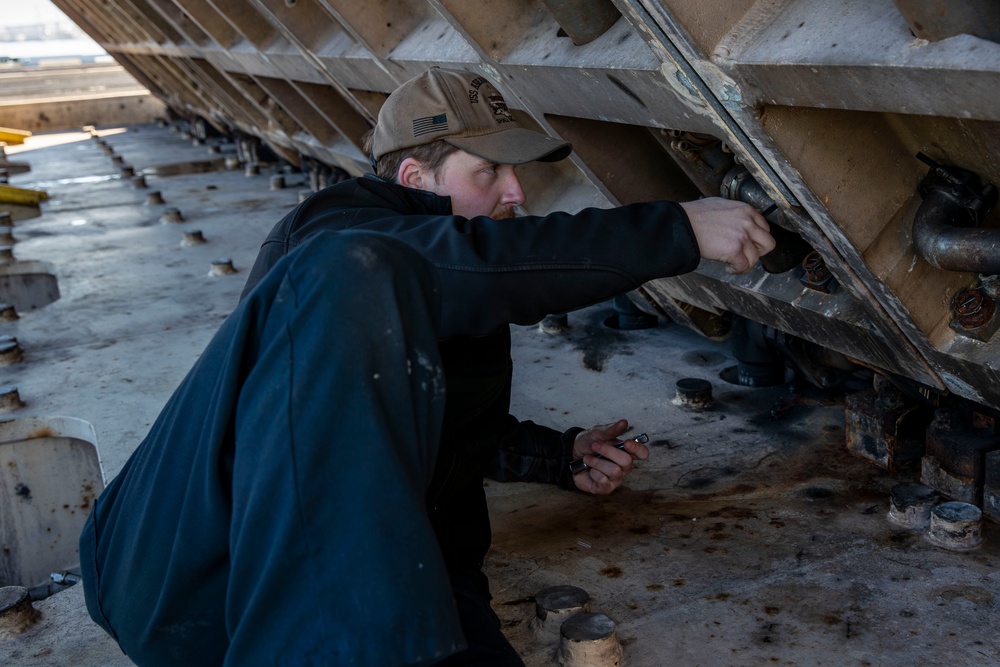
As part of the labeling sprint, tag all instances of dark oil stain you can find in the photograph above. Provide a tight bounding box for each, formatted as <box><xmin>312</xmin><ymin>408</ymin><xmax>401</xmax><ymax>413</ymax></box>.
<box><xmin>823</xmin><ymin>614</ymin><xmax>843</xmax><ymax>625</ymax></box>
<box><xmin>764</xmin><ymin>606</ymin><xmax>780</xmax><ymax>615</ymax></box>
<box><xmin>629</xmin><ymin>525</ymin><xmax>651</xmax><ymax>535</ymax></box>
<box><xmin>731</xmin><ymin>484</ymin><xmax>757</xmax><ymax>494</ymax></box>
<box><xmin>28</xmin><ymin>427</ymin><xmax>55</xmax><ymax>439</ymax></box>
<box><xmin>500</xmin><ymin>596</ymin><xmax>535</xmax><ymax>606</ymax></box>
<box><xmin>571</xmin><ymin>325</ymin><xmax>627</xmax><ymax>372</ymax></box>
<box><xmin>647</xmin><ymin>584</ymin><xmax>665</xmax><ymax>591</ymax></box>
<box><xmin>707</xmin><ymin>507</ymin><xmax>756</xmax><ymax>519</ymax></box>
<box><xmin>600</xmin><ymin>566</ymin><xmax>624</xmax><ymax>578</ymax></box>
<box><xmin>628</xmin><ymin>603</ymin><xmax>639</xmax><ymax>610</ymax></box>
<box><xmin>681</xmin><ymin>350</ymin><xmax>727</xmax><ymax>367</ymax></box>
<box><xmin>710</xmin><ymin>533</ymin><xmax>730</xmax><ymax>540</ymax></box>
<box><xmin>802</xmin><ymin>486</ymin><xmax>834</xmax><ymax>500</ymax></box>
<box><xmin>15</xmin><ymin>483</ymin><xmax>32</xmax><ymax>500</ymax></box>
<box><xmin>708</xmin><ymin>593</ymin><xmax>731</xmax><ymax>601</ymax></box>
<box><xmin>681</xmin><ymin>477</ymin><xmax>717</xmax><ymax>490</ymax></box>
<box><xmin>673</xmin><ymin>579</ymin><xmax>686</xmax><ymax>587</ymax></box>
<box><xmin>770</xmin><ymin>520</ymin><xmax>786</xmax><ymax>528</ymax></box>
<box><xmin>703</xmin><ymin>547</ymin><xmax>717</xmax><ymax>554</ymax></box>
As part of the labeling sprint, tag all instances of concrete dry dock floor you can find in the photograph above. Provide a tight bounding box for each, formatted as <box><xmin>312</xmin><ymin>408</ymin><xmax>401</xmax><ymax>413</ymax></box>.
<box><xmin>0</xmin><ymin>123</ymin><xmax>998</xmax><ymax>666</ymax></box>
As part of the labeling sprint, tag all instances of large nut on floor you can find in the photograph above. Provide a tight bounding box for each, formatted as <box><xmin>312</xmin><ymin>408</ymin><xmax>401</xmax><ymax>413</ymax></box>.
<box><xmin>0</xmin><ymin>586</ymin><xmax>41</xmax><ymax>639</ymax></box>
<box><xmin>557</xmin><ymin>612</ymin><xmax>623</xmax><ymax>667</ymax></box>
<box><xmin>887</xmin><ymin>483</ymin><xmax>939</xmax><ymax>530</ymax></box>
<box><xmin>926</xmin><ymin>501</ymin><xmax>984</xmax><ymax>551</ymax></box>
<box><xmin>531</xmin><ymin>585</ymin><xmax>590</xmax><ymax>642</ymax></box>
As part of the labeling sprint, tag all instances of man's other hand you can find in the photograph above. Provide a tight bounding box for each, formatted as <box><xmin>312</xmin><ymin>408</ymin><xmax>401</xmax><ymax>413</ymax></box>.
<box><xmin>572</xmin><ymin>419</ymin><xmax>650</xmax><ymax>495</ymax></box>
<box><xmin>680</xmin><ymin>197</ymin><xmax>776</xmax><ymax>274</ymax></box>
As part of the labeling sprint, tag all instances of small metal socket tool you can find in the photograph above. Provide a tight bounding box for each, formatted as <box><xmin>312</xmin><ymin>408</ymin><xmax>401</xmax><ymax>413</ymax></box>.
<box><xmin>569</xmin><ymin>433</ymin><xmax>648</xmax><ymax>475</ymax></box>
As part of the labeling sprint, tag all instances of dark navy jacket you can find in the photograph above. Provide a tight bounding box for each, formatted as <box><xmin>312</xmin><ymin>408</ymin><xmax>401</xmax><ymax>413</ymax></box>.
<box><xmin>241</xmin><ymin>175</ymin><xmax>701</xmax><ymax>576</ymax></box>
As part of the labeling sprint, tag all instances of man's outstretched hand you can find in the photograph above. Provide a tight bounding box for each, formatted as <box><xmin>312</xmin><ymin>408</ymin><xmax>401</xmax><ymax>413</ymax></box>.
<box><xmin>681</xmin><ymin>197</ymin><xmax>775</xmax><ymax>274</ymax></box>
<box><xmin>572</xmin><ymin>419</ymin><xmax>650</xmax><ymax>495</ymax></box>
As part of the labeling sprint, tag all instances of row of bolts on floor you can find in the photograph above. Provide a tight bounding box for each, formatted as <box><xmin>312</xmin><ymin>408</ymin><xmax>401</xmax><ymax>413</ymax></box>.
<box><xmin>0</xmin><ymin>132</ymin><xmax>320</xmax><ymax>415</ymax></box>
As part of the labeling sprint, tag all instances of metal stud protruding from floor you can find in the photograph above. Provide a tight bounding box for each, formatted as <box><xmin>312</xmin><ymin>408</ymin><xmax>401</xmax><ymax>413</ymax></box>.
<box><xmin>0</xmin><ymin>226</ymin><xmax>14</xmax><ymax>245</ymax></box>
<box><xmin>160</xmin><ymin>208</ymin><xmax>184</xmax><ymax>224</ymax></box>
<box><xmin>181</xmin><ymin>230</ymin><xmax>207</xmax><ymax>246</ymax></box>
<box><xmin>673</xmin><ymin>377</ymin><xmax>714</xmax><ymax>410</ymax></box>
<box><xmin>145</xmin><ymin>191</ymin><xmax>165</xmax><ymax>205</ymax></box>
<box><xmin>926</xmin><ymin>501</ymin><xmax>984</xmax><ymax>551</ymax></box>
<box><xmin>532</xmin><ymin>585</ymin><xmax>590</xmax><ymax>642</ymax></box>
<box><xmin>0</xmin><ymin>246</ymin><xmax>14</xmax><ymax>263</ymax></box>
<box><xmin>887</xmin><ymin>483</ymin><xmax>939</xmax><ymax>530</ymax></box>
<box><xmin>131</xmin><ymin>175</ymin><xmax>147</xmax><ymax>188</ymax></box>
<box><xmin>225</xmin><ymin>156</ymin><xmax>241</xmax><ymax>170</ymax></box>
<box><xmin>298</xmin><ymin>189</ymin><xmax>314</xmax><ymax>203</ymax></box>
<box><xmin>245</xmin><ymin>163</ymin><xmax>260</xmax><ymax>177</ymax></box>
<box><xmin>0</xmin><ymin>336</ymin><xmax>22</xmax><ymax>365</ymax></box>
<box><xmin>0</xmin><ymin>385</ymin><xmax>24</xmax><ymax>412</ymax></box>
<box><xmin>0</xmin><ymin>303</ymin><xmax>18</xmax><ymax>321</ymax></box>
<box><xmin>539</xmin><ymin>313</ymin><xmax>570</xmax><ymax>334</ymax></box>
<box><xmin>270</xmin><ymin>175</ymin><xmax>285</xmax><ymax>190</ymax></box>
<box><xmin>101</xmin><ymin>144</ymin><xmax>114</xmax><ymax>155</ymax></box>
<box><xmin>119</xmin><ymin>165</ymin><xmax>135</xmax><ymax>178</ymax></box>
<box><xmin>209</xmin><ymin>258</ymin><xmax>237</xmax><ymax>277</ymax></box>
<box><xmin>111</xmin><ymin>154</ymin><xmax>124</xmax><ymax>164</ymax></box>
<box><xmin>0</xmin><ymin>212</ymin><xmax>10</xmax><ymax>226</ymax></box>
<box><xmin>557</xmin><ymin>612</ymin><xmax>623</xmax><ymax>667</ymax></box>
<box><xmin>0</xmin><ymin>586</ymin><xmax>40</xmax><ymax>639</ymax></box>
<box><xmin>207</xmin><ymin>144</ymin><xmax>220</xmax><ymax>154</ymax></box>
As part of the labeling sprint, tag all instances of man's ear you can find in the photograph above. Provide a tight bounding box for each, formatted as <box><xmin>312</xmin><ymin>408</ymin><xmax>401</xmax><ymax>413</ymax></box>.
<box><xmin>398</xmin><ymin>157</ymin><xmax>426</xmax><ymax>190</ymax></box>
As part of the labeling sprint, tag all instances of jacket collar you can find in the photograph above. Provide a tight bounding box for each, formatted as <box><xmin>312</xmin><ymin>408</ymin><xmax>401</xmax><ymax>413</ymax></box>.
<box><xmin>361</xmin><ymin>173</ymin><xmax>453</xmax><ymax>216</ymax></box>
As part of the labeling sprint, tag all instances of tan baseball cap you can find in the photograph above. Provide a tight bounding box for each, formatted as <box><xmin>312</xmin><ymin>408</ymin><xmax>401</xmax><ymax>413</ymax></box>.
<box><xmin>371</xmin><ymin>68</ymin><xmax>572</xmax><ymax>166</ymax></box>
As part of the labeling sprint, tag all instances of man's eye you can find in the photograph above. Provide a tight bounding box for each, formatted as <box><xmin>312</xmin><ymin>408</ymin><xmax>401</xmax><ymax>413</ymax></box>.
<box><xmin>483</xmin><ymin>165</ymin><xmax>497</xmax><ymax>175</ymax></box>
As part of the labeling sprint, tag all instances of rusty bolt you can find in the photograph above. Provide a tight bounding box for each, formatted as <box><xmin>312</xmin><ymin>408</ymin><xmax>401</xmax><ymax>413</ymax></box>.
<box><xmin>802</xmin><ymin>252</ymin><xmax>829</xmax><ymax>283</ymax></box>
<box><xmin>0</xmin><ymin>586</ymin><xmax>40</xmax><ymax>639</ymax></box>
<box><xmin>131</xmin><ymin>175</ymin><xmax>147</xmax><ymax>188</ymax></box>
<box><xmin>181</xmin><ymin>230</ymin><xmax>207</xmax><ymax>246</ymax></box>
<box><xmin>119</xmin><ymin>165</ymin><xmax>135</xmax><ymax>178</ymax></box>
<box><xmin>0</xmin><ymin>385</ymin><xmax>24</xmax><ymax>412</ymax></box>
<box><xmin>0</xmin><ymin>336</ymin><xmax>22</xmax><ymax>365</ymax></box>
<box><xmin>160</xmin><ymin>208</ymin><xmax>184</xmax><ymax>224</ymax></box>
<box><xmin>952</xmin><ymin>289</ymin><xmax>995</xmax><ymax>329</ymax></box>
<box><xmin>145</xmin><ymin>191</ymin><xmax>165</xmax><ymax>206</ymax></box>
<box><xmin>209</xmin><ymin>258</ymin><xmax>237</xmax><ymax>277</ymax></box>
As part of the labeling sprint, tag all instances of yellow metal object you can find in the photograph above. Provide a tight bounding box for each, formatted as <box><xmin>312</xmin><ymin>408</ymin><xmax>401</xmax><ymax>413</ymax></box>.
<box><xmin>0</xmin><ymin>184</ymin><xmax>48</xmax><ymax>206</ymax></box>
<box><xmin>0</xmin><ymin>127</ymin><xmax>31</xmax><ymax>145</ymax></box>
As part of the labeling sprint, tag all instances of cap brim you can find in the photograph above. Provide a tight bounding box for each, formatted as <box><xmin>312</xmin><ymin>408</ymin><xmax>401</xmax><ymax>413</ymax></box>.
<box><xmin>447</xmin><ymin>127</ymin><xmax>572</xmax><ymax>165</ymax></box>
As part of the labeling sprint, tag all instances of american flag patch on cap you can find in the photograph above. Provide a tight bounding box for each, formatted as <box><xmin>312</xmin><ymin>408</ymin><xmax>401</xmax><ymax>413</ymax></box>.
<box><xmin>412</xmin><ymin>113</ymin><xmax>449</xmax><ymax>137</ymax></box>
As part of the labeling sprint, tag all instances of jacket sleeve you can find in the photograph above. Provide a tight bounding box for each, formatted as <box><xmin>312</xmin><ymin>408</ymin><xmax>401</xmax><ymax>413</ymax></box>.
<box><xmin>484</xmin><ymin>417</ymin><xmax>586</xmax><ymax>491</ymax></box>
<box><xmin>278</xmin><ymin>195</ymin><xmax>700</xmax><ymax>339</ymax></box>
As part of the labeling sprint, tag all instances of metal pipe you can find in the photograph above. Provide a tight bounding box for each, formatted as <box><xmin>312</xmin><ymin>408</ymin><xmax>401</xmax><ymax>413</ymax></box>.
<box><xmin>913</xmin><ymin>155</ymin><xmax>999</xmax><ymax>274</ymax></box>
<box><xmin>720</xmin><ymin>166</ymin><xmax>813</xmax><ymax>274</ymax></box>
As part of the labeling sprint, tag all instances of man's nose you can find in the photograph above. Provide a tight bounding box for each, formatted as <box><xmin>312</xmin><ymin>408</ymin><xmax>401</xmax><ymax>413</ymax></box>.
<box><xmin>500</xmin><ymin>168</ymin><xmax>526</xmax><ymax>207</ymax></box>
